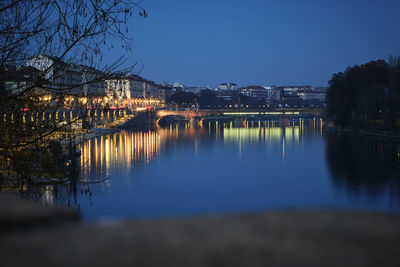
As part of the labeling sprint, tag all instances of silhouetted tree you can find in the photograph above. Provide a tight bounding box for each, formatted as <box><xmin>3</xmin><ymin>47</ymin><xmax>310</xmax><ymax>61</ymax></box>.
<box><xmin>167</xmin><ymin>91</ymin><xmax>197</xmax><ymax>107</ymax></box>
<box><xmin>0</xmin><ymin>0</ymin><xmax>145</xmax><ymax>189</ymax></box>
<box><xmin>325</xmin><ymin>60</ymin><xmax>400</xmax><ymax>129</ymax></box>
<box><xmin>197</xmin><ymin>89</ymin><xmax>217</xmax><ymax>108</ymax></box>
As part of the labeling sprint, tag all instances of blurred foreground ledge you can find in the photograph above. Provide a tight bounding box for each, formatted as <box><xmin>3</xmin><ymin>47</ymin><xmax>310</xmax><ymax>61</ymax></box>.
<box><xmin>0</xmin><ymin>193</ymin><xmax>79</xmax><ymax>231</ymax></box>
<box><xmin>1</xmin><ymin>193</ymin><xmax>400</xmax><ymax>267</ymax></box>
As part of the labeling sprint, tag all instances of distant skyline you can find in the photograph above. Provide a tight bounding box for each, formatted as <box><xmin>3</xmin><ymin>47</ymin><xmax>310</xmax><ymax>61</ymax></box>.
<box><xmin>103</xmin><ymin>0</ymin><xmax>400</xmax><ymax>88</ymax></box>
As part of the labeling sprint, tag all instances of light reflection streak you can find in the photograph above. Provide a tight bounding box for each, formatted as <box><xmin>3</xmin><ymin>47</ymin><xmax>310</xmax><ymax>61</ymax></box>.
<box><xmin>45</xmin><ymin>117</ymin><xmax>400</xmax><ymax>210</ymax></box>
<box><xmin>78</xmin><ymin>130</ymin><xmax>161</xmax><ymax>180</ymax></box>
<box><xmin>78</xmin><ymin>119</ymin><xmax>323</xmax><ymax>182</ymax></box>
<box><xmin>282</xmin><ymin>134</ymin><xmax>285</xmax><ymax>160</ymax></box>
<box><xmin>222</xmin><ymin>119</ymin><xmax>322</xmax><ymax>159</ymax></box>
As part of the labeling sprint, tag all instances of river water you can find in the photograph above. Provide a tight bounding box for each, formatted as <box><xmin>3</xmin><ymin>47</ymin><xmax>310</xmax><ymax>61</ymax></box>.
<box><xmin>72</xmin><ymin>118</ymin><xmax>400</xmax><ymax>220</ymax></box>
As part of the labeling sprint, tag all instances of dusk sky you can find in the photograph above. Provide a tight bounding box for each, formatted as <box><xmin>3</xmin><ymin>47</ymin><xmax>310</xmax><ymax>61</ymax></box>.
<box><xmin>104</xmin><ymin>0</ymin><xmax>400</xmax><ymax>88</ymax></box>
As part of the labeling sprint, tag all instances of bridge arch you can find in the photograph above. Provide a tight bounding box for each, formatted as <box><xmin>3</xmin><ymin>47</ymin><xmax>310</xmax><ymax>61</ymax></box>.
<box><xmin>155</xmin><ymin>109</ymin><xmax>324</xmax><ymax>125</ymax></box>
<box><xmin>156</xmin><ymin>115</ymin><xmax>187</xmax><ymax>125</ymax></box>
<box><xmin>156</xmin><ymin>109</ymin><xmax>218</xmax><ymax>122</ymax></box>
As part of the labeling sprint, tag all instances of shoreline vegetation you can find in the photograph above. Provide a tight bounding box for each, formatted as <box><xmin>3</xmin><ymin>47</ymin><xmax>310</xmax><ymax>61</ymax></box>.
<box><xmin>324</xmin><ymin>122</ymin><xmax>400</xmax><ymax>140</ymax></box>
<box><xmin>325</xmin><ymin>57</ymin><xmax>400</xmax><ymax>136</ymax></box>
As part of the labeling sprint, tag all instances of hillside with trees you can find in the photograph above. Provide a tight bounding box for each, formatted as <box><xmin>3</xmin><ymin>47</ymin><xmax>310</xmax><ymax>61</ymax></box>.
<box><xmin>326</xmin><ymin>58</ymin><xmax>400</xmax><ymax>131</ymax></box>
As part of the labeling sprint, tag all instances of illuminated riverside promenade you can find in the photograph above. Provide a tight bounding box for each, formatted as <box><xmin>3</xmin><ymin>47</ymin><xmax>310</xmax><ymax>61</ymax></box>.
<box><xmin>0</xmin><ymin>109</ymin><xmax>137</xmax><ymax>135</ymax></box>
<box><xmin>0</xmin><ymin>92</ymin><xmax>164</xmax><ymax>134</ymax></box>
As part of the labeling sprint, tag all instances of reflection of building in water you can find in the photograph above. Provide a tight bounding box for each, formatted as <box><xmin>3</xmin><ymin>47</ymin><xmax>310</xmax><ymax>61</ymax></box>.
<box><xmin>222</xmin><ymin>118</ymin><xmax>322</xmax><ymax>144</ymax></box>
<box><xmin>220</xmin><ymin>118</ymin><xmax>322</xmax><ymax>159</ymax></box>
<box><xmin>223</xmin><ymin>126</ymin><xmax>300</xmax><ymax>144</ymax></box>
<box><xmin>42</xmin><ymin>185</ymin><xmax>54</xmax><ymax>205</ymax></box>
<box><xmin>78</xmin><ymin>131</ymin><xmax>161</xmax><ymax>180</ymax></box>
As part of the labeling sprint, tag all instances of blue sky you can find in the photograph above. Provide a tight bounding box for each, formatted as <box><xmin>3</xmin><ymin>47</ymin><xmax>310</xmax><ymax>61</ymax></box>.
<box><xmin>103</xmin><ymin>0</ymin><xmax>400</xmax><ymax>87</ymax></box>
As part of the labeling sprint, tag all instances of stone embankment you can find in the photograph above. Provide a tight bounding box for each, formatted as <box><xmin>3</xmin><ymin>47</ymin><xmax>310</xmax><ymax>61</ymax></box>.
<box><xmin>1</xmin><ymin>193</ymin><xmax>400</xmax><ymax>267</ymax></box>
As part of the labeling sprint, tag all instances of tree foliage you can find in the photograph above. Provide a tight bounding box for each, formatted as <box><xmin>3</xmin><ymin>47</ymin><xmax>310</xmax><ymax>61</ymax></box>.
<box><xmin>0</xmin><ymin>0</ymin><xmax>144</xmax><ymax>188</ymax></box>
<box><xmin>326</xmin><ymin>60</ymin><xmax>400</xmax><ymax>130</ymax></box>
<box><xmin>167</xmin><ymin>89</ymin><xmax>260</xmax><ymax>109</ymax></box>
<box><xmin>197</xmin><ymin>89</ymin><xmax>217</xmax><ymax>108</ymax></box>
<box><xmin>167</xmin><ymin>91</ymin><xmax>197</xmax><ymax>107</ymax></box>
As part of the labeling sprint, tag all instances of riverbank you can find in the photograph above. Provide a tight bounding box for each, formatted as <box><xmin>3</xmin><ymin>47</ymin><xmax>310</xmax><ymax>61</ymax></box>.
<box><xmin>59</xmin><ymin>127</ymin><xmax>120</xmax><ymax>148</ymax></box>
<box><xmin>324</xmin><ymin>123</ymin><xmax>400</xmax><ymax>140</ymax></box>
<box><xmin>59</xmin><ymin>111</ymin><xmax>141</xmax><ymax>148</ymax></box>
<box><xmin>1</xmin><ymin>193</ymin><xmax>400</xmax><ymax>267</ymax></box>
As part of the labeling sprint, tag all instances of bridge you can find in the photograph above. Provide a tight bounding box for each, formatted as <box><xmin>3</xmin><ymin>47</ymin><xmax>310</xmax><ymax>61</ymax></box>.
<box><xmin>155</xmin><ymin>108</ymin><xmax>324</xmax><ymax>123</ymax></box>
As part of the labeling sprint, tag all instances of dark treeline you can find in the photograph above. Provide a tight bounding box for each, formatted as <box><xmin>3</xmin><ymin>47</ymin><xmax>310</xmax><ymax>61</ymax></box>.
<box><xmin>326</xmin><ymin>58</ymin><xmax>400</xmax><ymax>130</ymax></box>
<box><xmin>166</xmin><ymin>89</ymin><xmax>254</xmax><ymax>109</ymax></box>
<box><xmin>167</xmin><ymin>89</ymin><xmax>324</xmax><ymax>109</ymax></box>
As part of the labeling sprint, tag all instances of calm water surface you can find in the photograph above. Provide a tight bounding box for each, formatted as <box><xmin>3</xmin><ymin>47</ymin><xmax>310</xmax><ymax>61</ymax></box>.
<box><xmin>70</xmin><ymin>119</ymin><xmax>400</xmax><ymax>220</ymax></box>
